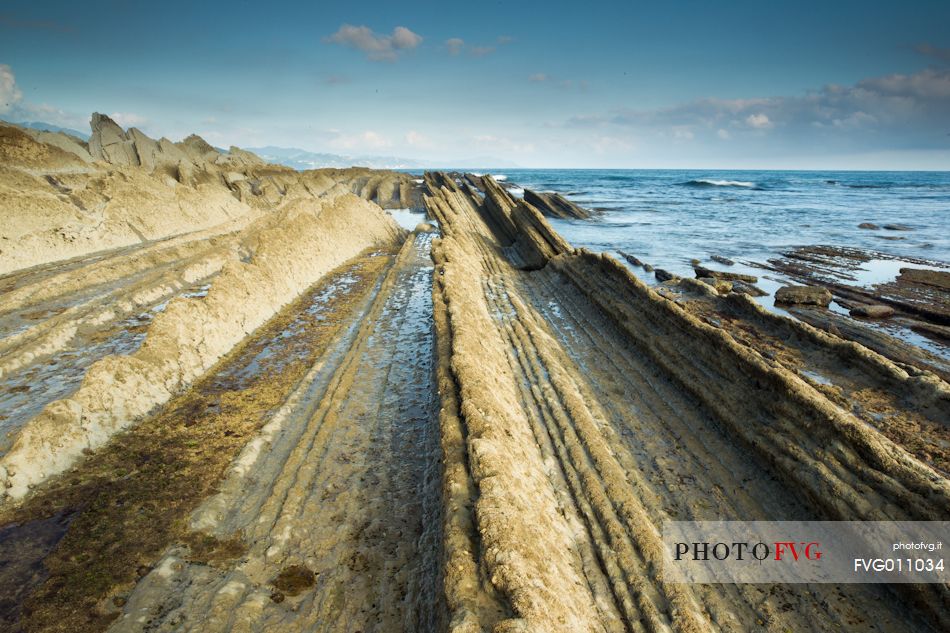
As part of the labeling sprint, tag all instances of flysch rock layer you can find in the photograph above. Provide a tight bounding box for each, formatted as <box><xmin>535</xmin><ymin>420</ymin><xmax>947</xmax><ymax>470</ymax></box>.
<box><xmin>0</xmin><ymin>194</ymin><xmax>402</xmax><ymax>500</ymax></box>
<box><xmin>523</xmin><ymin>187</ymin><xmax>590</xmax><ymax>219</ymax></box>
<box><xmin>666</xmin><ymin>277</ymin><xmax>950</xmax><ymax>471</ymax></box>
<box><xmin>0</xmin><ymin>116</ymin><xmax>421</xmax><ymax>276</ymax></box>
<box><xmin>425</xmin><ymin>173</ymin><xmax>949</xmax><ymax>632</ymax></box>
<box><xmin>0</xmin><ymin>116</ymin><xmax>413</xmax><ymax>501</ymax></box>
<box><xmin>2</xmin><ymin>132</ymin><xmax>948</xmax><ymax>631</ymax></box>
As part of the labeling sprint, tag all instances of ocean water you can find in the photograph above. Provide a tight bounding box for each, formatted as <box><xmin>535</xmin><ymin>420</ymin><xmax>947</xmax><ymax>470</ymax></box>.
<box><xmin>489</xmin><ymin>170</ymin><xmax>950</xmax><ymax>278</ymax></box>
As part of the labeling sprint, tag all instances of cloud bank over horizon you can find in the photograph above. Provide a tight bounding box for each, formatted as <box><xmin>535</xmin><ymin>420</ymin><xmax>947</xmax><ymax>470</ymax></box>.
<box><xmin>562</xmin><ymin>67</ymin><xmax>950</xmax><ymax>159</ymax></box>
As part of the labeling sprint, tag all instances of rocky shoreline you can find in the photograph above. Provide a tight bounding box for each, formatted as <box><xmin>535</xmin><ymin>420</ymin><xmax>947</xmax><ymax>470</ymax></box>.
<box><xmin>0</xmin><ymin>117</ymin><xmax>947</xmax><ymax>632</ymax></box>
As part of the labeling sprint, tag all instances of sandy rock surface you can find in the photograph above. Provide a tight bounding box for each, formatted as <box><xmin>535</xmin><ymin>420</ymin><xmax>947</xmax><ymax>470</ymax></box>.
<box><xmin>0</xmin><ymin>116</ymin><xmax>421</xmax><ymax>276</ymax></box>
<box><xmin>0</xmin><ymin>116</ymin><xmax>419</xmax><ymax>498</ymax></box>
<box><xmin>0</xmin><ymin>161</ymin><xmax>947</xmax><ymax>633</ymax></box>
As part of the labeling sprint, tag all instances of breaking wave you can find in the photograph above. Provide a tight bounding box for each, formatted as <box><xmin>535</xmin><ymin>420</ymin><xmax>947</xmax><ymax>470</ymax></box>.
<box><xmin>683</xmin><ymin>179</ymin><xmax>757</xmax><ymax>188</ymax></box>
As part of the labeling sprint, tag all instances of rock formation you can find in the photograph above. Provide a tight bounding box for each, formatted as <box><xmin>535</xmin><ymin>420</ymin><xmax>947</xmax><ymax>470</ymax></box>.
<box><xmin>0</xmin><ymin>116</ymin><xmax>422</xmax><ymax>275</ymax></box>
<box><xmin>0</xmin><ymin>114</ymin><xmax>422</xmax><ymax>497</ymax></box>
<box><xmin>775</xmin><ymin>284</ymin><xmax>834</xmax><ymax>306</ymax></box>
<box><xmin>523</xmin><ymin>187</ymin><xmax>591</xmax><ymax>219</ymax></box>
<box><xmin>693</xmin><ymin>264</ymin><xmax>757</xmax><ymax>283</ymax></box>
<box><xmin>1</xmin><ymin>128</ymin><xmax>947</xmax><ymax>633</ymax></box>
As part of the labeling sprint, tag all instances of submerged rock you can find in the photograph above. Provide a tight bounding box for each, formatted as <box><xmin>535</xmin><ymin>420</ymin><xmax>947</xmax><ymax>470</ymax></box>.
<box><xmin>858</xmin><ymin>222</ymin><xmax>879</xmax><ymax>230</ymax></box>
<box><xmin>775</xmin><ymin>285</ymin><xmax>833</xmax><ymax>307</ymax></box>
<box><xmin>619</xmin><ymin>251</ymin><xmax>647</xmax><ymax>267</ymax></box>
<box><xmin>710</xmin><ymin>255</ymin><xmax>735</xmax><ymax>266</ymax></box>
<box><xmin>883</xmin><ymin>224</ymin><xmax>913</xmax><ymax>231</ymax></box>
<box><xmin>523</xmin><ymin>188</ymin><xmax>590</xmax><ymax>219</ymax></box>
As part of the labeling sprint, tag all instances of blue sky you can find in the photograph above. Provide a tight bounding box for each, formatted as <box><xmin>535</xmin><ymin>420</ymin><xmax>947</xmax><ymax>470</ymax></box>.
<box><xmin>2</xmin><ymin>0</ymin><xmax>949</xmax><ymax>168</ymax></box>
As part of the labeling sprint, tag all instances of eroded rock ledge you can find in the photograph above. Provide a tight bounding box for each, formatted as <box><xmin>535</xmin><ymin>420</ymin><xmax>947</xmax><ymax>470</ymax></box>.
<box><xmin>0</xmin><ymin>116</ymin><xmax>416</xmax><ymax>500</ymax></box>
<box><xmin>523</xmin><ymin>187</ymin><xmax>590</xmax><ymax>219</ymax></box>
<box><xmin>425</xmin><ymin>172</ymin><xmax>949</xmax><ymax>632</ymax></box>
<box><xmin>0</xmin><ymin>116</ymin><xmax>421</xmax><ymax>275</ymax></box>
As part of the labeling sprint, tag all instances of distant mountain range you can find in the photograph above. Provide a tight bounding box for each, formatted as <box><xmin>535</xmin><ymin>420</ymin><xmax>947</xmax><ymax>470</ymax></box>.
<box><xmin>16</xmin><ymin>121</ymin><xmax>90</xmax><ymax>140</ymax></box>
<box><xmin>246</xmin><ymin>147</ymin><xmax>520</xmax><ymax>171</ymax></box>
<box><xmin>246</xmin><ymin>146</ymin><xmax>429</xmax><ymax>170</ymax></box>
<box><xmin>10</xmin><ymin>122</ymin><xmax>518</xmax><ymax>171</ymax></box>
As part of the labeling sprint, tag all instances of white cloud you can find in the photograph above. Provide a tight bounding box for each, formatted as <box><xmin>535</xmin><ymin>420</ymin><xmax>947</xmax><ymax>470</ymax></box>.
<box><xmin>405</xmin><ymin>130</ymin><xmax>431</xmax><ymax>147</ymax></box>
<box><xmin>832</xmin><ymin>111</ymin><xmax>876</xmax><ymax>129</ymax></box>
<box><xmin>391</xmin><ymin>26</ymin><xmax>422</xmax><ymax>50</ymax></box>
<box><xmin>445</xmin><ymin>38</ymin><xmax>464</xmax><ymax>56</ymax></box>
<box><xmin>473</xmin><ymin>134</ymin><xmax>535</xmax><ymax>154</ymax></box>
<box><xmin>326</xmin><ymin>24</ymin><xmax>422</xmax><ymax>62</ymax></box>
<box><xmin>445</xmin><ymin>36</ymin><xmax>510</xmax><ymax>58</ymax></box>
<box><xmin>110</xmin><ymin>112</ymin><xmax>148</xmax><ymax>128</ymax></box>
<box><xmin>0</xmin><ymin>64</ymin><xmax>86</xmax><ymax>129</ymax></box>
<box><xmin>592</xmin><ymin>135</ymin><xmax>634</xmax><ymax>154</ymax></box>
<box><xmin>745</xmin><ymin>113</ymin><xmax>772</xmax><ymax>129</ymax></box>
<box><xmin>17</xmin><ymin>102</ymin><xmax>84</xmax><ymax>129</ymax></box>
<box><xmin>717</xmin><ymin>128</ymin><xmax>732</xmax><ymax>140</ymax></box>
<box><xmin>672</xmin><ymin>126</ymin><xmax>695</xmax><ymax>140</ymax></box>
<box><xmin>857</xmin><ymin>67</ymin><xmax>950</xmax><ymax>100</ymax></box>
<box><xmin>0</xmin><ymin>64</ymin><xmax>23</xmax><ymax>114</ymax></box>
<box><xmin>329</xmin><ymin>130</ymin><xmax>392</xmax><ymax>151</ymax></box>
<box><xmin>529</xmin><ymin>73</ymin><xmax>549</xmax><ymax>82</ymax></box>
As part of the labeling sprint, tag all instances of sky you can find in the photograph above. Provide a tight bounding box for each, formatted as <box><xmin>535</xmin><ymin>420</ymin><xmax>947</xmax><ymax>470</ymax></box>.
<box><xmin>1</xmin><ymin>0</ymin><xmax>949</xmax><ymax>169</ymax></box>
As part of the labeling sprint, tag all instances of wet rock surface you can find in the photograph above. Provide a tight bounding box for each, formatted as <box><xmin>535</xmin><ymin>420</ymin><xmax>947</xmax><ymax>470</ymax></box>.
<box><xmin>618</xmin><ymin>250</ymin><xmax>646</xmax><ymax>267</ymax></box>
<box><xmin>762</xmin><ymin>245</ymin><xmax>950</xmax><ymax>349</ymax></box>
<box><xmin>654</xmin><ymin>267</ymin><xmax>677</xmax><ymax>282</ymax></box>
<box><xmin>710</xmin><ymin>254</ymin><xmax>735</xmax><ymax>265</ymax></box>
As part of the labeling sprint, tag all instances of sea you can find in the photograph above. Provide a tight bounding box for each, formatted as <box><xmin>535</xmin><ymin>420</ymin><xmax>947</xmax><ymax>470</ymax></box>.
<box><xmin>393</xmin><ymin>168</ymin><xmax>950</xmax><ymax>355</ymax></box>
<box><xmin>490</xmin><ymin>169</ymin><xmax>950</xmax><ymax>276</ymax></box>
